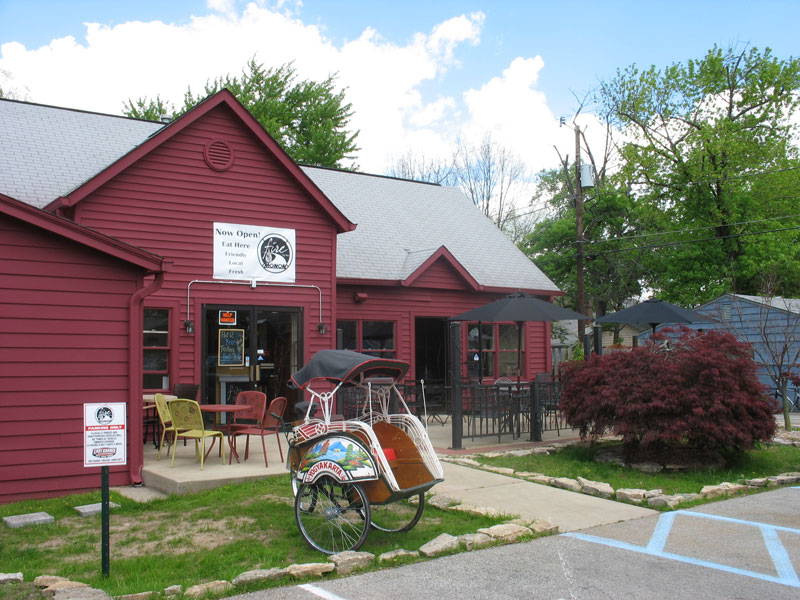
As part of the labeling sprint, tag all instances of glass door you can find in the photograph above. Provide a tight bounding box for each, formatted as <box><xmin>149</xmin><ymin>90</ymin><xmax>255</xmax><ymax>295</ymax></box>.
<box><xmin>202</xmin><ymin>305</ymin><xmax>301</xmax><ymax>405</ymax></box>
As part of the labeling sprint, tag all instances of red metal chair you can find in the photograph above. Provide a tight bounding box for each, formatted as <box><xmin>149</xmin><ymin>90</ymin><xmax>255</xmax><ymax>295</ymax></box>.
<box><xmin>214</xmin><ymin>390</ymin><xmax>266</xmax><ymax>456</ymax></box>
<box><xmin>230</xmin><ymin>396</ymin><xmax>287</xmax><ymax>467</ymax></box>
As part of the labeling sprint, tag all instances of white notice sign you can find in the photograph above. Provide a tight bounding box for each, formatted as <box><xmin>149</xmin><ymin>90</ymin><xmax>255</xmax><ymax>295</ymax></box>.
<box><xmin>213</xmin><ymin>222</ymin><xmax>296</xmax><ymax>282</ymax></box>
<box><xmin>84</xmin><ymin>403</ymin><xmax>127</xmax><ymax>467</ymax></box>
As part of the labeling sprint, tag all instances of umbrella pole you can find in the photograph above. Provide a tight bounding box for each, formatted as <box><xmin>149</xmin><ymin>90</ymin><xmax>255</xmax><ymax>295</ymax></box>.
<box><xmin>516</xmin><ymin>322</ymin><xmax>522</xmax><ymax>388</ymax></box>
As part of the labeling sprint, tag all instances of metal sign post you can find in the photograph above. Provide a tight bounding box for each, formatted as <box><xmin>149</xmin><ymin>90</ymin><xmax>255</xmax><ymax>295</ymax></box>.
<box><xmin>84</xmin><ymin>402</ymin><xmax>127</xmax><ymax>578</ymax></box>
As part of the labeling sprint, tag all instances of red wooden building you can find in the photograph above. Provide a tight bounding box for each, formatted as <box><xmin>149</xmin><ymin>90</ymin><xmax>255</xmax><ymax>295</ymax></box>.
<box><xmin>0</xmin><ymin>90</ymin><xmax>561</xmax><ymax>501</ymax></box>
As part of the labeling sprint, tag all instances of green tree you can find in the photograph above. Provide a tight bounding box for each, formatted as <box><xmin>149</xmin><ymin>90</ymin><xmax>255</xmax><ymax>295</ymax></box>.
<box><xmin>123</xmin><ymin>60</ymin><xmax>359</xmax><ymax>169</ymax></box>
<box><xmin>599</xmin><ymin>45</ymin><xmax>800</xmax><ymax>304</ymax></box>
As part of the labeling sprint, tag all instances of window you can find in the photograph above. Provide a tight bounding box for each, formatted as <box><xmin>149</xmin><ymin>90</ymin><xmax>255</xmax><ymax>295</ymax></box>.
<box><xmin>143</xmin><ymin>308</ymin><xmax>170</xmax><ymax>390</ymax></box>
<box><xmin>336</xmin><ymin>319</ymin><xmax>395</xmax><ymax>358</ymax></box>
<box><xmin>466</xmin><ymin>322</ymin><xmax>523</xmax><ymax>380</ymax></box>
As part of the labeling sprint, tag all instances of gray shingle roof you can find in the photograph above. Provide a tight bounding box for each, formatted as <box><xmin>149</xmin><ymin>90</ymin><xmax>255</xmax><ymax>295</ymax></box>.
<box><xmin>733</xmin><ymin>294</ymin><xmax>800</xmax><ymax>315</ymax></box>
<box><xmin>0</xmin><ymin>99</ymin><xmax>163</xmax><ymax>208</ymax></box>
<box><xmin>302</xmin><ymin>166</ymin><xmax>559</xmax><ymax>292</ymax></box>
<box><xmin>0</xmin><ymin>98</ymin><xmax>558</xmax><ymax>293</ymax></box>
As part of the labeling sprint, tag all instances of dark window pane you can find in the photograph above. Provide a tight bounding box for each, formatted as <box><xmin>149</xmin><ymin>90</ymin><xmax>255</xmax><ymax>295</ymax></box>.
<box><xmin>144</xmin><ymin>308</ymin><xmax>168</xmax><ymax>332</ymax></box>
<box><xmin>499</xmin><ymin>324</ymin><xmax>520</xmax><ymax>350</ymax></box>
<box><xmin>143</xmin><ymin>373</ymin><xmax>168</xmax><ymax>389</ymax></box>
<box><xmin>337</xmin><ymin>320</ymin><xmax>357</xmax><ymax>350</ymax></box>
<box><xmin>143</xmin><ymin>349</ymin><xmax>168</xmax><ymax>371</ymax></box>
<box><xmin>143</xmin><ymin>332</ymin><xmax>168</xmax><ymax>347</ymax></box>
<box><xmin>363</xmin><ymin>321</ymin><xmax>394</xmax><ymax>350</ymax></box>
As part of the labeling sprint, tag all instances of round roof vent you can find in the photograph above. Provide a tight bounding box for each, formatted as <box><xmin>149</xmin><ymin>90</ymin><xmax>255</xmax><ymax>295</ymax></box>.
<box><xmin>203</xmin><ymin>139</ymin><xmax>234</xmax><ymax>171</ymax></box>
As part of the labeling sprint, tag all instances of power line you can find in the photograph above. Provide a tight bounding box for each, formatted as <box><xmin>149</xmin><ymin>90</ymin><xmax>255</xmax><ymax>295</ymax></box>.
<box><xmin>539</xmin><ymin>224</ymin><xmax>800</xmax><ymax>262</ymax></box>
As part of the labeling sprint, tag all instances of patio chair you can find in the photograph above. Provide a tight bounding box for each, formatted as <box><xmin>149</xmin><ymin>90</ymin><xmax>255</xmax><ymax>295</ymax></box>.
<box><xmin>214</xmin><ymin>390</ymin><xmax>266</xmax><ymax>457</ymax></box>
<box><xmin>154</xmin><ymin>393</ymin><xmax>188</xmax><ymax>461</ymax></box>
<box><xmin>168</xmin><ymin>398</ymin><xmax>225</xmax><ymax>469</ymax></box>
<box><xmin>230</xmin><ymin>396</ymin><xmax>286</xmax><ymax>467</ymax></box>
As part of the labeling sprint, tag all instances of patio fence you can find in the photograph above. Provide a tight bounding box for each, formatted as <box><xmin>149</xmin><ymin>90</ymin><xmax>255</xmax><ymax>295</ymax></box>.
<box><xmin>337</xmin><ymin>378</ymin><xmax>567</xmax><ymax>446</ymax></box>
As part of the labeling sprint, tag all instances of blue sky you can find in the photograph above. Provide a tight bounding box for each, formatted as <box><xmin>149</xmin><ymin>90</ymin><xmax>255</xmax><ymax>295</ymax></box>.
<box><xmin>1</xmin><ymin>0</ymin><xmax>797</xmax><ymax>188</ymax></box>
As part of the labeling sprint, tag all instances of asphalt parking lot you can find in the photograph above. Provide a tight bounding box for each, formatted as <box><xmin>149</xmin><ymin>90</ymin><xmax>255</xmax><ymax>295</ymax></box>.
<box><xmin>235</xmin><ymin>487</ymin><xmax>800</xmax><ymax>600</ymax></box>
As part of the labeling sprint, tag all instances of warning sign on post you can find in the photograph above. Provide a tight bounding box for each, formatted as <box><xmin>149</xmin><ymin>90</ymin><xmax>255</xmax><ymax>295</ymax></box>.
<box><xmin>84</xmin><ymin>403</ymin><xmax>127</xmax><ymax>467</ymax></box>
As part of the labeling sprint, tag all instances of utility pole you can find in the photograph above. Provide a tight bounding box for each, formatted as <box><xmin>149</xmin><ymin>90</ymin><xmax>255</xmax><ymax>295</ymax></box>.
<box><xmin>574</xmin><ymin>124</ymin><xmax>587</xmax><ymax>339</ymax></box>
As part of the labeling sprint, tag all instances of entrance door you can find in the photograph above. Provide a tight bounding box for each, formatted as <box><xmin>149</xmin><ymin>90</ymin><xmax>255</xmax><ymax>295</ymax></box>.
<box><xmin>415</xmin><ymin>317</ymin><xmax>450</xmax><ymax>409</ymax></box>
<box><xmin>202</xmin><ymin>305</ymin><xmax>301</xmax><ymax>405</ymax></box>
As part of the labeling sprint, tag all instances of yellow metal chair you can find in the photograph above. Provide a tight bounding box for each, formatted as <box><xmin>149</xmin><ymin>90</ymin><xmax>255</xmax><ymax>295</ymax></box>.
<box><xmin>154</xmin><ymin>393</ymin><xmax>187</xmax><ymax>461</ymax></box>
<box><xmin>168</xmin><ymin>399</ymin><xmax>226</xmax><ymax>469</ymax></box>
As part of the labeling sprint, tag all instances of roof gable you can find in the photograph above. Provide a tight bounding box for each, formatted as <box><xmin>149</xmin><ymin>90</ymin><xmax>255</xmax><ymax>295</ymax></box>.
<box><xmin>46</xmin><ymin>90</ymin><xmax>354</xmax><ymax>233</ymax></box>
<box><xmin>0</xmin><ymin>192</ymin><xmax>164</xmax><ymax>272</ymax></box>
<box><xmin>401</xmin><ymin>246</ymin><xmax>480</xmax><ymax>291</ymax></box>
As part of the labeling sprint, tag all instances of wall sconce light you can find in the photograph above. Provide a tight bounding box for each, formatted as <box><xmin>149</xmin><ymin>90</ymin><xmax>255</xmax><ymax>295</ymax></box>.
<box><xmin>317</xmin><ymin>322</ymin><xmax>327</xmax><ymax>335</ymax></box>
<box><xmin>184</xmin><ymin>319</ymin><xmax>194</xmax><ymax>334</ymax></box>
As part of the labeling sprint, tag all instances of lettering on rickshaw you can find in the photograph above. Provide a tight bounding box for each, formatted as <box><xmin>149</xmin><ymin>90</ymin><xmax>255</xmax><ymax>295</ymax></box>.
<box><xmin>306</xmin><ymin>460</ymin><xmax>346</xmax><ymax>482</ymax></box>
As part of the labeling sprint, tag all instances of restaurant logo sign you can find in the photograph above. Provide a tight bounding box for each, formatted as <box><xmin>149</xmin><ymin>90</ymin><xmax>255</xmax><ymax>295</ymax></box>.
<box><xmin>213</xmin><ymin>222</ymin><xmax>296</xmax><ymax>283</ymax></box>
<box><xmin>84</xmin><ymin>403</ymin><xmax>127</xmax><ymax>467</ymax></box>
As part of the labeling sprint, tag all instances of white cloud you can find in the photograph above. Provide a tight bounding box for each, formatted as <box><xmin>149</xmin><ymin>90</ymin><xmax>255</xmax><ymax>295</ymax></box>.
<box><xmin>0</xmin><ymin>5</ymin><xmax>571</xmax><ymax>181</ymax></box>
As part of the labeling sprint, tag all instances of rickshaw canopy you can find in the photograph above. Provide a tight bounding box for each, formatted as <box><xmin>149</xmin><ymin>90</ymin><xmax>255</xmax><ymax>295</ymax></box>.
<box><xmin>289</xmin><ymin>350</ymin><xmax>409</xmax><ymax>390</ymax></box>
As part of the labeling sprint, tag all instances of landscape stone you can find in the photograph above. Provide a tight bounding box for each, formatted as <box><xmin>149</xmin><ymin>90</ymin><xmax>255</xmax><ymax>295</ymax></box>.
<box><xmin>616</xmin><ymin>488</ymin><xmax>647</xmax><ymax>503</ymax></box>
<box><xmin>631</xmin><ymin>461</ymin><xmax>663</xmax><ymax>473</ymax></box>
<box><xmin>529</xmin><ymin>475</ymin><xmax>553</xmax><ymax>485</ymax></box>
<box><xmin>163</xmin><ymin>585</ymin><xmax>182</xmax><ymax>597</ymax></box>
<box><xmin>286</xmin><ymin>563</ymin><xmax>335</xmax><ymax>578</ymax></box>
<box><xmin>458</xmin><ymin>532</ymin><xmax>494</xmax><ymax>550</ymax></box>
<box><xmin>52</xmin><ymin>587</ymin><xmax>111</xmax><ymax>600</ymax></box>
<box><xmin>328</xmin><ymin>551</ymin><xmax>374</xmax><ymax>575</ymax></box>
<box><xmin>0</xmin><ymin>573</ymin><xmax>23</xmax><ymax>585</ymax></box>
<box><xmin>377</xmin><ymin>549</ymin><xmax>419</xmax><ymax>563</ymax></box>
<box><xmin>744</xmin><ymin>478</ymin><xmax>768</xmax><ymax>487</ymax></box>
<box><xmin>515</xmin><ymin>471</ymin><xmax>543</xmax><ymax>478</ymax></box>
<box><xmin>479</xmin><ymin>451</ymin><xmax>504</xmax><ymax>458</ymax></box>
<box><xmin>73</xmin><ymin>502</ymin><xmax>120</xmax><ymax>517</ymax></box>
<box><xmin>451</xmin><ymin>503</ymin><xmax>502</xmax><ymax>518</ymax></box>
<box><xmin>35</xmin><ymin>576</ymin><xmax>68</xmax><ymax>588</ymax></box>
<box><xmin>428</xmin><ymin>495</ymin><xmax>458</xmax><ymax>509</ymax></box>
<box><xmin>577</xmin><ymin>476</ymin><xmax>614</xmax><ymax>498</ymax></box>
<box><xmin>477</xmin><ymin>523</ymin><xmax>531</xmax><ymax>542</ymax></box>
<box><xmin>419</xmin><ymin>533</ymin><xmax>459</xmax><ymax>557</ymax></box>
<box><xmin>451</xmin><ymin>457</ymin><xmax>481</xmax><ymax>467</ymax></box>
<box><xmin>700</xmin><ymin>482</ymin><xmax>746</xmax><ymax>498</ymax></box>
<box><xmin>647</xmin><ymin>494</ymin><xmax>684</xmax><ymax>509</ymax></box>
<box><xmin>551</xmin><ymin>477</ymin><xmax>581</xmax><ymax>492</ymax></box>
<box><xmin>2</xmin><ymin>512</ymin><xmax>55</xmax><ymax>529</ymax></box>
<box><xmin>232</xmin><ymin>568</ymin><xmax>286</xmax><ymax>586</ymax></box>
<box><xmin>645</xmin><ymin>489</ymin><xmax>663</xmax><ymax>498</ymax></box>
<box><xmin>505</xmin><ymin>449</ymin><xmax>536</xmax><ymax>456</ymax></box>
<box><xmin>42</xmin><ymin>581</ymin><xmax>90</xmax><ymax>598</ymax></box>
<box><xmin>117</xmin><ymin>592</ymin><xmax>155</xmax><ymax>600</ymax></box>
<box><xmin>482</xmin><ymin>466</ymin><xmax>515</xmax><ymax>476</ymax></box>
<box><xmin>529</xmin><ymin>520</ymin><xmax>559</xmax><ymax>535</ymax></box>
<box><xmin>183</xmin><ymin>581</ymin><xmax>232</xmax><ymax>598</ymax></box>
<box><xmin>531</xmin><ymin>447</ymin><xmax>554</xmax><ymax>455</ymax></box>
<box><xmin>777</xmin><ymin>472</ymin><xmax>800</xmax><ymax>483</ymax></box>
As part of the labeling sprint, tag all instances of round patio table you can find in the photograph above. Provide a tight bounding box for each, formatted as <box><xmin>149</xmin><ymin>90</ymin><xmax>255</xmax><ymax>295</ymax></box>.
<box><xmin>199</xmin><ymin>404</ymin><xmax>250</xmax><ymax>462</ymax></box>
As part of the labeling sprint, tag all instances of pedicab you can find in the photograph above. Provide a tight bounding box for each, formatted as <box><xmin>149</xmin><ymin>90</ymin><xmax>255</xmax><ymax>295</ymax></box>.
<box><xmin>284</xmin><ymin>350</ymin><xmax>444</xmax><ymax>554</ymax></box>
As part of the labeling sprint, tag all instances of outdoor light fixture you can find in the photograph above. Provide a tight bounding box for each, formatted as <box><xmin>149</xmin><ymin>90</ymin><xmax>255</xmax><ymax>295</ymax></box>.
<box><xmin>184</xmin><ymin>319</ymin><xmax>194</xmax><ymax>334</ymax></box>
<box><xmin>317</xmin><ymin>322</ymin><xmax>327</xmax><ymax>335</ymax></box>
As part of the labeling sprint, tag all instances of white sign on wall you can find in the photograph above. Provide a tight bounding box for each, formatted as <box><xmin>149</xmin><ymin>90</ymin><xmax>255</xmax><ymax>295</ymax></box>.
<box><xmin>84</xmin><ymin>403</ymin><xmax>127</xmax><ymax>467</ymax></box>
<box><xmin>213</xmin><ymin>222</ymin><xmax>296</xmax><ymax>282</ymax></box>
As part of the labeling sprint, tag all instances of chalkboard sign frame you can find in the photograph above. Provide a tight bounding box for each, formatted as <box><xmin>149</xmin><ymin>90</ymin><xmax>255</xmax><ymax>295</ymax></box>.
<box><xmin>218</xmin><ymin>328</ymin><xmax>245</xmax><ymax>366</ymax></box>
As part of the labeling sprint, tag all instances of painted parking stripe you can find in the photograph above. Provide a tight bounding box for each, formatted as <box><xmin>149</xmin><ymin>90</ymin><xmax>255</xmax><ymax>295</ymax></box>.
<box><xmin>563</xmin><ymin>508</ymin><xmax>800</xmax><ymax>589</ymax></box>
<box><xmin>299</xmin><ymin>583</ymin><xmax>350</xmax><ymax>600</ymax></box>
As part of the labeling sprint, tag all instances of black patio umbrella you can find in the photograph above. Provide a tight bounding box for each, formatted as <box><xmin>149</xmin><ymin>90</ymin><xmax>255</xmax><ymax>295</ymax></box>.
<box><xmin>451</xmin><ymin>291</ymin><xmax>588</xmax><ymax>385</ymax></box>
<box><xmin>594</xmin><ymin>298</ymin><xmax>714</xmax><ymax>335</ymax></box>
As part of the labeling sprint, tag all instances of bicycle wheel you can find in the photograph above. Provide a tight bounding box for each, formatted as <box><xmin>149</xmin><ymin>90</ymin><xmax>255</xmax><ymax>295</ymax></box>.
<box><xmin>369</xmin><ymin>492</ymin><xmax>425</xmax><ymax>533</ymax></box>
<box><xmin>295</xmin><ymin>475</ymin><xmax>371</xmax><ymax>554</ymax></box>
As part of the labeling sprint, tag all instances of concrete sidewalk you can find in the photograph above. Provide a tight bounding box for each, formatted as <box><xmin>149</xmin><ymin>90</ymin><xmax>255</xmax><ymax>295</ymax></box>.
<box><xmin>430</xmin><ymin>461</ymin><xmax>656</xmax><ymax>532</ymax></box>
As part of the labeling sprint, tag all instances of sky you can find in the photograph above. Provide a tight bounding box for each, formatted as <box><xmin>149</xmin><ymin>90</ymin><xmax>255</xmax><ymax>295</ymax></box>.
<box><xmin>1</xmin><ymin>0</ymin><xmax>798</xmax><ymax>209</ymax></box>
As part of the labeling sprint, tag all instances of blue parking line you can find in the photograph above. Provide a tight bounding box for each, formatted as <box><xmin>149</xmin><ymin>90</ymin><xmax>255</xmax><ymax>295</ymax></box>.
<box><xmin>562</xmin><ymin>509</ymin><xmax>800</xmax><ymax>589</ymax></box>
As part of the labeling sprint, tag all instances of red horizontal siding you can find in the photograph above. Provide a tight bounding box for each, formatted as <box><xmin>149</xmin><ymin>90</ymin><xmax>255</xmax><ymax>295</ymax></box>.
<box><xmin>0</xmin><ymin>214</ymin><xmax>142</xmax><ymax>503</ymax></box>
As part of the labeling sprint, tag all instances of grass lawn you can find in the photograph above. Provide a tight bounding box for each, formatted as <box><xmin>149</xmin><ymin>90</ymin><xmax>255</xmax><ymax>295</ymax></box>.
<box><xmin>0</xmin><ymin>475</ymin><xmax>509</xmax><ymax>598</ymax></box>
<box><xmin>476</xmin><ymin>442</ymin><xmax>800</xmax><ymax>496</ymax></box>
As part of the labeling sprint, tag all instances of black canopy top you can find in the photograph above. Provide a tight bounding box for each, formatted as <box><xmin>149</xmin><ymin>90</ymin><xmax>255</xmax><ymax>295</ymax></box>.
<box><xmin>450</xmin><ymin>291</ymin><xmax>587</xmax><ymax>323</ymax></box>
<box><xmin>594</xmin><ymin>298</ymin><xmax>714</xmax><ymax>329</ymax></box>
<box><xmin>289</xmin><ymin>350</ymin><xmax>410</xmax><ymax>390</ymax></box>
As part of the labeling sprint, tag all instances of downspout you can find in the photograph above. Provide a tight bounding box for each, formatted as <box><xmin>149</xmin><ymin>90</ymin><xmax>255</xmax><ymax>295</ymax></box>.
<box><xmin>128</xmin><ymin>269</ymin><xmax>167</xmax><ymax>485</ymax></box>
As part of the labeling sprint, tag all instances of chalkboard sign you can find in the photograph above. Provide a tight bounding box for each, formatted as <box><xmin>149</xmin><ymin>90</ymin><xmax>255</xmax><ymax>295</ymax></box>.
<box><xmin>218</xmin><ymin>329</ymin><xmax>245</xmax><ymax>366</ymax></box>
